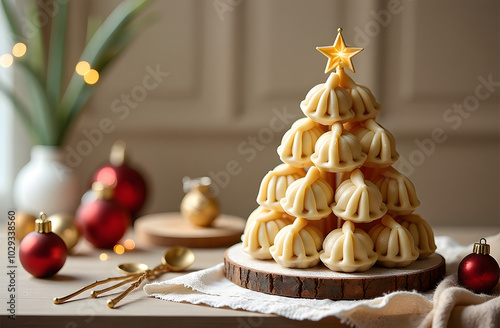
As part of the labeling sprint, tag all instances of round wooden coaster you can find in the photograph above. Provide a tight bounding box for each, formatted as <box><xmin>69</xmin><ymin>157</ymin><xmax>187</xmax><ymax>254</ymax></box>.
<box><xmin>224</xmin><ymin>243</ymin><xmax>445</xmax><ymax>300</ymax></box>
<box><xmin>135</xmin><ymin>212</ymin><xmax>246</xmax><ymax>248</ymax></box>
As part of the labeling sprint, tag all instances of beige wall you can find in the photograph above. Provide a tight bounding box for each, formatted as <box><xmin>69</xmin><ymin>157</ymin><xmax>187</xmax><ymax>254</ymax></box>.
<box><xmin>63</xmin><ymin>0</ymin><xmax>499</xmax><ymax>227</ymax></box>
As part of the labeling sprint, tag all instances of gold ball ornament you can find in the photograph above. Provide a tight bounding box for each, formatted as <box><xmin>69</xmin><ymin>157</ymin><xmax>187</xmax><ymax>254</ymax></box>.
<box><xmin>15</xmin><ymin>212</ymin><xmax>37</xmax><ymax>241</ymax></box>
<box><xmin>48</xmin><ymin>213</ymin><xmax>80</xmax><ymax>251</ymax></box>
<box><xmin>181</xmin><ymin>178</ymin><xmax>220</xmax><ymax>227</ymax></box>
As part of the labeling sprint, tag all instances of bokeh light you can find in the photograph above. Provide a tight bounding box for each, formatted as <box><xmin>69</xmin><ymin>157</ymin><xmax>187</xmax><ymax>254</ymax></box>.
<box><xmin>0</xmin><ymin>54</ymin><xmax>14</xmax><ymax>68</ymax></box>
<box><xmin>12</xmin><ymin>43</ymin><xmax>27</xmax><ymax>57</ymax></box>
<box><xmin>75</xmin><ymin>61</ymin><xmax>91</xmax><ymax>76</ymax></box>
<box><xmin>123</xmin><ymin>239</ymin><xmax>135</xmax><ymax>251</ymax></box>
<box><xmin>113</xmin><ymin>244</ymin><xmax>125</xmax><ymax>255</ymax></box>
<box><xmin>99</xmin><ymin>253</ymin><xmax>108</xmax><ymax>261</ymax></box>
<box><xmin>84</xmin><ymin>69</ymin><xmax>99</xmax><ymax>85</ymax></box>
<box><xmin>96</xmin><ymin>167</ymin><xmax>117</xmax><ymax>186</ymax></box>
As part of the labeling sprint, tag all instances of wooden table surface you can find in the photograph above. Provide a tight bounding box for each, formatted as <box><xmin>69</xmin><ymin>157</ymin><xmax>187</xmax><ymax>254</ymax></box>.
<box><xmin>0</xmin><ymin>225</ymin><xmax>498</xmax><ymax>328</ymax></box>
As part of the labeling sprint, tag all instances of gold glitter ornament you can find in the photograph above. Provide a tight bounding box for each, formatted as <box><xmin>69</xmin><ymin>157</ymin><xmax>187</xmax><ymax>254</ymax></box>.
<box><xmin>15</xmin><ymin>212</ymin><xmax>37</xmax><ymax>241</ymax></box>
<box><xmin>48</xmin><ymin>213</ymin><xmax>80</xmax><ymax>251</ymax></box>
<box><xmin>181</xmin><ymin>177</ymin><xmax>220</xmax><ymax>227</ymax></box>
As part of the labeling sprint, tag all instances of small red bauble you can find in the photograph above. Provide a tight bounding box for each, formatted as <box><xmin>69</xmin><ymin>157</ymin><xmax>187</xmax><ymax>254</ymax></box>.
<box><xmin>91</xmin><ymin>140</ymin><xmax>147</xmax><ymax>217</ymax></box>
<box><xmin>76</xmin><ymin>182</ymin><xmax>131</xmax><ymax>248</ymax></box>
<box><xmin>458</xmin><ymin>238</ymin><xmax>500</xmax><ymax>293</ymax></box>
<box><xmin>19</xmin><ymin>212</ymin><xmax>67</xmax><ymax>278</ymax></box>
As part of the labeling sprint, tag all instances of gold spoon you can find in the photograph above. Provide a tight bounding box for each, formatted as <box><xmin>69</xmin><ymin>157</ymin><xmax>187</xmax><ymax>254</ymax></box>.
<box><xmin>106</xmin><ymin>246</ymin><xmax>195</xmax><ymax>308</ymax></box>
<box><xmin>116</xmin><ymin>263</ymin><xmax>149</xmax><ymax>275</ymax></box>
<box><xmin>161</xmin><ymin>246</ymin><xmax>196</xmax><ymax>271</ymax></box>
<box><xmin>54</xmin><ymin>246</ymin><xmax>195</xmax><ymax>307</ymax></box>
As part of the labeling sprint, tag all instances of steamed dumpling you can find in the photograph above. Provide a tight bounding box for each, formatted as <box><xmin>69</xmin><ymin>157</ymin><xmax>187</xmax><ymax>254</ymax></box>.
<box><xmin>280</xmin><ymin>167</ymin><xmax>334</xmax><ymax>220</ymax></box>
<box><xmin>277</xmin><ymin>118</ymin><xmax>326</xmax><ymax>168</ymax></box>
<box><xmin>320</xmin><ymin>220</ymin><xmax>377</xmax><ymax>272</ymax></box>
<box><xmin>300</xmin><ymin>72</ymin><xmax>354</xmax><ymax>125</ymax></box>
<box><xmin>257</xmin><ymin>164</ymin><xmax>306</xmax><ymax>211</ymax></box>
<box><xmin>311</xmin><ymin>122</ymin><xmax>366</xmax><ymax>173</ymax></box>
<box><xmin>332</xmin><ymin>169</ymin><xmax>387</xmax><ymax>223</ymax></box>
<box><xmin>349</xmin><ymin>119</ymin><xmax>399</xmax><ymax>168</ymax></box>
<box><xmin>369</xmin><ymin>166</ymin><xmax>420</xmax><ymax>215</ymax></box>
<box><xmin>340</xmin><ymin>72</ymin><xmax>381</xmax><ymax>121</ymax></box>
<box><xmin>369</xmin><ymin>215</ymin><xmax>419</xmax><ymax>267</ymax></box>
<box><xmin>397</xmin><ymin>213</ymin><xmax>436</xmax><ymax>259</ymax></box>
<box><xmin>243</xmin><ymin>206</ymin><xmax>267</xmax><ymax>236</ymax></box>
<box><xmin>243</xmin><ymin>206</ymin><xmax>292</xmax><ymax>236</ymax></box>
<box><xmin>270</xmin><ymin>217</ymin><xmax>323</xmax><ymax>268</ymax></box>
<box><xmin>242</xmin><ymin>207</ymin><xmax>294</xmax><ymax>259</ymax></box>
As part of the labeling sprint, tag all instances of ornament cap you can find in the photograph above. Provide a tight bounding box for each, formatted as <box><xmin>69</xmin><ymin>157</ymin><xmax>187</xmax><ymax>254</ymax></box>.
<box><xmin>110</xmin><ymin>140</ymin><xmax>127</xmax><ymax>166</ymax></box>
<box><xmin>92</xmin><ymin>181</ymin><xmax>115</xmax><ymax>200</ymax></box>
<box><xmin>182</xmin><ymin>176</ymin><xmax>212</xmax><ymax>193</ymax></box>
<box><xmin>35</xmin><ymin>212</ymin><xmax>52</xmax><ymax>233</ymax></box>
<box><xmin>472</xmin><ymin>238</ymin><xmax>490</xmax><ymax>255</ymax></box>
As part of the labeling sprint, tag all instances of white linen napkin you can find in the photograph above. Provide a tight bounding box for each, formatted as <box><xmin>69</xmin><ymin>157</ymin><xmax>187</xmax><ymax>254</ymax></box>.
<box><xmin>144</xmin><ymin>235</ymin><xmax>500</xmax><ymax>327</ymax></box>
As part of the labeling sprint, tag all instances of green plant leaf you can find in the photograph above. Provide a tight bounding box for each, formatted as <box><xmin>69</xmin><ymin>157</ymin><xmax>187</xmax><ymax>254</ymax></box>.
<box><xmin>0</xmin><ymin>82</ymin><xmax>42</xmax><ymax>145</ymax></box>
<box><xmin>17</xmin><ymin>62</ymin><xmax>55</xmax><ymax>145</ymax></box>
<box><xmin>86</xmin><ymin>16</ymin><xmax>102</xmax><ymax>45</ymax></box>
<box><xmin>95</xmin><ymin>11</ymin><xmax>156</xmax><ymax>71</ymax></box>
<box><xmin>81</xmin><ymin>0</ymin><xmax>149</xmax><ymax>66</ymax></box>
<box><xmin>57</xmin><ymin>0</ymin><xmax>150</xmax><ymax>144</ymax></box>
<box><xmin>46</xmin><ymin>1</ymin><xmax>68</xmax><ymax>109</ymax></box>
<box><xmin>23</xmin><ymin>0</ymin><xmax>46</xmax><ymax>82</ymax></box>
<box><xmin>55</xmin><ymin>84</ymin><xmax>93</xmax><ymax>146</ymax></box>
<box><xmin>0</xmin><ymin>0</ymin><xmax>23</xmax><ymax>41</ymax></box>
<box><xmin>93</xmin><ymin>25</ymin><xmax>140</xmax><ymax>71</ymax></box>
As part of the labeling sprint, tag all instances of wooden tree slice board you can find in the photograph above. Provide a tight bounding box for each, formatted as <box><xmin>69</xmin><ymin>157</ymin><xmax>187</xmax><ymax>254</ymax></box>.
<box><xmin>135</xmin><ymin>212</ymin><xmax>246</xmax><ymax>248</ymax></box>
<box><xmin>224</xmin><ymin>243</ymin><xmax>445</xmax><ymax>300</ymax></box>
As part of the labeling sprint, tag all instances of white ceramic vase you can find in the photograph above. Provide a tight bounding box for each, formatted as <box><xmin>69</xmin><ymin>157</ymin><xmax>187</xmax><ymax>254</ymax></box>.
<box><xmin>13</xmin><ymin>146</ymin><xmax>80</xmax><ymax>216</ymax></box>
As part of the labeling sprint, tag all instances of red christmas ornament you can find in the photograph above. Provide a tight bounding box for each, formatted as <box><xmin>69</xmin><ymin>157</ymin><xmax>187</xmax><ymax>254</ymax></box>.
<box><xmin>458</xmin><ymin>238</ymin><xmax>500</xmax><ymax>293</ymax></box>
<box><xmin>91</xmin><ymin>140</ymin><xmax>147</xmax><ymax>217</ymax></box>
<box><xmin>19</xmin><ymin>212</ymin><xmax>67</xmax><ymax>278</ymax></box>
<box><xmin>76</xmin><ymin>182</ymin><xmax>131</xmax><ymax>248</ymax></box>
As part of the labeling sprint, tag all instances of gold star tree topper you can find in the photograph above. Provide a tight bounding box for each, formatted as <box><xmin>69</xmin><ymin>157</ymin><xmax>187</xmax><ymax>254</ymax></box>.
<box><xmin>316</xmin><ymin>28</ymin><xmax>363</xmax><ymax>74</ymax></box>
